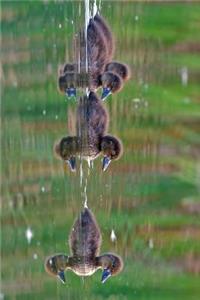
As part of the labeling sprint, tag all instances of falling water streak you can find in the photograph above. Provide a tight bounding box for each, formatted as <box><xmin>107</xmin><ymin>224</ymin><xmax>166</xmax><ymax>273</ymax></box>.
<box><xmin>80</xmin><ymin>159</ymin><xmax>83</xmax><ymax>187</ymax></box>
<box><xmin>84</xmin><ymin>0</ymin><xmax>90</xmax><ymax>73</ymax></box>
<box><xmin>77</xmin><ymin>36</ymin><xmax>80</xmax><ymax>73</ymax></box>
<box><xmin>84</xmin><ymin>179</ymin><xmax>88</xmax><ymax>208</ymax></box>
<box><xmin>81</xmin><ymin>276</ymin><xmax>85</xmax><ymax>286</ymax></box>
<box><xmin>87</xmin><ymin>156</ymin><xmax>91</xmax><ymax>168</ymax></box>
<box><xmin>99</xmin><ymin>0</ymin><xmax>102</xmax><ymax>11</ymax></box>
<box><xmin>92</xmin><ymin>0</ymin><xmax>98</xmax><ymax>17</ymax></box>
<box><xmin>86</xmin><ymin>87</ymin><xmax>90</xmax><ymax>97</ymax></box>
<box><xmin>87</xmin><ymin>157</ymin><xmax>91</xmax><ymax>176</ymax></box>
<box><xmin>79</xmin><ymin>2</ymin><xmax>81</xmax><ymax>16</ymax></box>
<box><xmin>90</xmin><ymin>160</ymin><xmax>94</xmax><ymax>169</ymax></box>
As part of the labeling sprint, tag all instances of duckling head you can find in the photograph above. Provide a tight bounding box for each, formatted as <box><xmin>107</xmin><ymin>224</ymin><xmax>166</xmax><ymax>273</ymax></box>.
<box><xmin>63</xmin><ymin>63</ymin><xmax>76</xmax><ymax>73</ymax></box>
<box><xmin>97</xmin><ymin>253</ymin><xmax>123</xmax><ymax>283</ymax></box>
<box><xmin>105</xmin><ymin>62</ymin><xmax>131</xmax><ymax>81</ymax></box>
<box><xmin>54</xmin><ymin>137</ymin><xmax>79</xmax><ymax>171</ymax></box>
<box><xmin>101</xmin><ymin>135</ymin><xmax>123</xmax><ymax>171</ymax></box>
<box><xmin>58</xmin><ymin>73</ymin><xmax>76</xmax><ymax>98</ymax></box>
<box><xmin>45</xmin><ymin>254</ymin><xmax>69</xmax><ymax>284</ymax></box>
<box><xmin>101</xmin><ymin>72</ymin><xmax>123</xmax><ymax>100</ymax></box>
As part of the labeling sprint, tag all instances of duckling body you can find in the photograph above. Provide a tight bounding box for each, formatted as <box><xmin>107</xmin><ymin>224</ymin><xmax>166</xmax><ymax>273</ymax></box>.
<box><xmin>87</xmin><ymin>19</ymin><xmax>110</xmax><ymax>86</ymax></box>
<box><xmin>45</xmin><ymin>207</ymin><xmax>123</xmax><ymax>282</ymax></box>
<box><xmin>55</xmin><ymin>92</ymin><xmax>122</xmax><ymax>171</ymax></box>
<box><xmin>69</xmin><ymin>208</ymin><xmax>101</xmax><ymax>276</ymax></box>
<box><xmin>76</xmin><ymin>91</ymin><xmax>108</xmax><ymax>159</ymax></box>
<box><xmin>93</xmin><ymin>14</ymin><xmax>114</xmax><ymax>60</ymax></box>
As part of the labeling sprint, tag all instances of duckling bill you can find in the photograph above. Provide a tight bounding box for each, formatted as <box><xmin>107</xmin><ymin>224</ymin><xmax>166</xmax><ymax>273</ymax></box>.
<box><xmin>45</xmin><ymin>207</ymin><xmax>123</xmax><ymax>283</ymax></box>
<box><xmin>54</xmin><ymin>91</ymin><xmax>123</xmax><ymax>171</ymax></box>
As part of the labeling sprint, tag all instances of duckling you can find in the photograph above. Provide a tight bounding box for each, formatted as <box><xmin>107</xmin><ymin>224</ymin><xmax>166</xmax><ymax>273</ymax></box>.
<box><xmin>55</xmin><ymin>91</ymin><xmax>123</xmax><ymax>171</ymax></box>
<box><xmin>45</xmin><ymin>207</ymin><xmax>123</xmax><ymax>283</ymax></box>
<box><xmin>58</xmin><ymin>14</ymin><xmax>131</xmax><ymax>99</ymax></box>
<box><xmin>58</xmin><ymin>17</ymin><xmax>109</xmax><ymax>95</ymax></box>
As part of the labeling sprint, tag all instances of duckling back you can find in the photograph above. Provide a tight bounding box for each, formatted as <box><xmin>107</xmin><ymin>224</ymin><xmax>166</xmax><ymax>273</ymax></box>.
<box><xmin>70</xmin><ymin>208</ymin><xmax>102</xmax><ymax>260</ymax></box>
<box><xmin>87</xmin><ymin>18</ymin><xmax>110</xmax><ymax>89</ymax></box>
<box><xmin>93</xmin><ymin>14</ymin><xmax>114</xmax><ymax>60</ymax></box>
<box><xmin>76</xmin><ymin>92</ymin><xmax>108</xmax><ymax>158</ymax></box>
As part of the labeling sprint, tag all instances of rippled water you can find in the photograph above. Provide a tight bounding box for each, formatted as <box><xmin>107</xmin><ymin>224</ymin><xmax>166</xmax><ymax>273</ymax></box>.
<box><xmin>1</xmin><ymin>1</ymin><xmax>200</xmax><ymax>299</ymax></box>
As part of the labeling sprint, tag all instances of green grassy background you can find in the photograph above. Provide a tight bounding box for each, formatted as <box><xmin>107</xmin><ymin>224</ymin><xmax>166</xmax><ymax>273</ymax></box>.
<box><xmin>1</xmin><ymin>1</ymin><xmax>200</xmax><ymax>299</ymax></box>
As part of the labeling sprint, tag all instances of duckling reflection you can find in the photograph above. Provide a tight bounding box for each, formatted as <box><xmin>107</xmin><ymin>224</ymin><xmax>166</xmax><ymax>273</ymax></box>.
<box><xmin>45</xmin><ymin>207</ymin><xmax>123</xmax><ymax>283</ymax></box>
<box><xmin>58</xmin><ymin>14</ymin><xmax>131</xmax><ymax>99</ymax></box>
<box><xmin>55</xmin><ymin>91</ymin><xmax>122</xmax><ymax>171</ymax></box>
<box><xmin>58</xmin><ymin>15</ymin><xmax>110</xmax><ymax>97</ymax></box>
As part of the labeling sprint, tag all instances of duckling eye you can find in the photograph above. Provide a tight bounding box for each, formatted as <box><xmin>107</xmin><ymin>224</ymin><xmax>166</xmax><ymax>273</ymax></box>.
<box><xmin>111</xmin><ymin>261</ymin><xmax>116</xmax><ymax>270</ymax></box>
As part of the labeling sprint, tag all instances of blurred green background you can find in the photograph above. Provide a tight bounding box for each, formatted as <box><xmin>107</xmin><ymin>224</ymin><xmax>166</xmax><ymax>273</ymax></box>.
<box><xmin>1</xmin><ymin>1</ymin><xmax>200</xmax><ymax>299</ymax></box>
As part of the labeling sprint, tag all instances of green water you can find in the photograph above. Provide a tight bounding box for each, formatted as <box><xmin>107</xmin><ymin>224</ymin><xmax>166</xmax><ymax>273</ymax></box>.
<box><xmin>1</xmin><ymin>1</ymin><xmax>200</xmax><ymax>299</ymax></box>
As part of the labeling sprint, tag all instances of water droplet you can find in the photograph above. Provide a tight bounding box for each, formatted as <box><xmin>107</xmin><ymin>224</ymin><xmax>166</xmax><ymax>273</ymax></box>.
<box><xmin>0</xmin><ymin>293</ymin><xmax>5</xmax><ymax>300</ymax></box>
<box><xmin>148</xmin><ymin>238</ymin><xmax>154</xmax><ymax>249</ymax></box>
<box><xmin>132</xmin><ymin>98</ymin><xmax>140</xmax><ymax>103</ymax></box>
<box><xmin>42</xmin><ymin>110</ymin><xmax>46</xmax><ymax>115</ymax></box>
<box><xmin>135</xmin><ymin>15</ymin><xmax>139</xmax><ymax>21</ymax></box>
<box><xmin>58</xmin><ymin>23</ymin><xmax>62</xmax><ymax>29</ymax></box>
<box><xmin>25</xmin><ymin>227</ymin><xmax>33</xmax><ymax>244</ymax></box>
<box><xmin>41</xmin><ymin>186</ymin><xmax>45</xmax><ymax>193</ymax></box>
<box><xmin>33</xmin><ymin>253</ymin><xmax>38</xmax><ymax>260</ymax></box>
<box><xmin>110</xmin><ymin>229</ymin><xmax>117</xmax><ymax>242</ymax></box>
<box><xmin>55</xmin><ymin>115</ymin><xmax>58</xmax><ymax>120</ymax></box>
<box><xmin>180</xmin><ymin>66</ymin><xmax>188</xmax><ymax>86</ymax></box>
<box><xmin>183</xmin><ymin>97</ymin><xmax>190</xmax><ymax>104</ymax></box>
